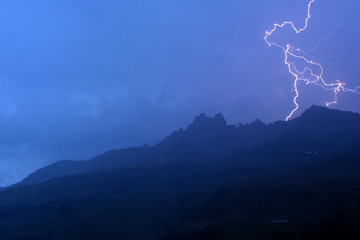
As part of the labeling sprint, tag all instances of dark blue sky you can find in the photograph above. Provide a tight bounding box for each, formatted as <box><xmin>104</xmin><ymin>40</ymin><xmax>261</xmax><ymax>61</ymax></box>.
<box><xmin>0</xmin><ymin>0</ymin><xmax>359</xmax><ymax>186</ymax></box>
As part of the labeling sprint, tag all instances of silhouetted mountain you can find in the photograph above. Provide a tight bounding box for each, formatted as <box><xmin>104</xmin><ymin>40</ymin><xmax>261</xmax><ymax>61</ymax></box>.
<box><xmin>1</xmin><ymin>106</ymin><xmax>360</xmax><ymax>239</ymax></box>
<box><xmin>266</xmin><ymin>106</ymin><xmax>360</xmax><ymax>154</ymax></box>
<box><xmin>290</xmin><ymin>105</ymin><xmax>360</xmax><ymax>131</ymax></box>
<box><xmin>17</xmin><ymin>113</ymin><xmax>284</xmax><ymax>186</ymax></box>
<box><xmin>18</xmin><ymin>106</ymin><xmax>360</xmax><ymax>187</ymax></box>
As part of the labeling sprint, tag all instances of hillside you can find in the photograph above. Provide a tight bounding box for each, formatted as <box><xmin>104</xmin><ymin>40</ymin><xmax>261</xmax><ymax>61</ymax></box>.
<box><xmin>0</xmin><ymin>106</ymin><xmax>360</xmax><ymax>239</ymax></box>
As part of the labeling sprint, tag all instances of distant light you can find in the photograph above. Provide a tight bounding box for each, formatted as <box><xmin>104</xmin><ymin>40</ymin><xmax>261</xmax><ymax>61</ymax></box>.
<box><xmin>306</xmin><ymin>151</ymin><xmax>319</xmax><ymax>154</ymax></box>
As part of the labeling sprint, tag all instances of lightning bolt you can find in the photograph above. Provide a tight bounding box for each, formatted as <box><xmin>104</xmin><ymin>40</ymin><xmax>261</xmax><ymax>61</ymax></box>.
<box><xmin>264</xmin><ymin>0</ymin><xmax>360</xmax><ymax>121</ymax></box>
<box><xmin>303</xmin><ymin>24</ymin><xmax>360</xmax><ymax>56</ymax></box>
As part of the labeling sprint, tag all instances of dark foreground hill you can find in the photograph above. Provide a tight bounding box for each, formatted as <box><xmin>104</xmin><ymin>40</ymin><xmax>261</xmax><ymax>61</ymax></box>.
<box><xmin>0</xmin><ymin>106</ymin><xmax>360</xmax><ymax>239</ymax></box>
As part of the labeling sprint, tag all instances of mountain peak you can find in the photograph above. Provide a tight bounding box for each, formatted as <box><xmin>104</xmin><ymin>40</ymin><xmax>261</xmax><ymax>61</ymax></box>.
<box><xmin>188</xmin><ymin>113</ymin><xmax>227</xmax><ymax>130</ymax></box>
<box><xmin>249</xmin><ymin>119</ymin><xmax>265</xmax><ymax>126</ymax></box>
<box><xmin>288</xmin><ymin>105</ymin><xmax>360</xmax><ymax>131</ymax></box>
<box><xmin>213</xmin><ymin>113</ymin><xmax>227</xmax><ymax>125</ymax></box>
<box><xmin>302</xmin><ymin>105</ymin><xmax>330</xmax><ymax>115</ymax></box>
<box><xmin>299</xmin><ymin>105</ymin><xmax>358</xmax><ymax>120</ymax></box>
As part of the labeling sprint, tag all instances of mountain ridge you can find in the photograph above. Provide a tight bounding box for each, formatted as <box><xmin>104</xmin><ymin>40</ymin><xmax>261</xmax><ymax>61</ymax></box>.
<box><xmin>13</xmin><ymin>105</ymin><xmax>360</xmax><ymax>187</ymax></box>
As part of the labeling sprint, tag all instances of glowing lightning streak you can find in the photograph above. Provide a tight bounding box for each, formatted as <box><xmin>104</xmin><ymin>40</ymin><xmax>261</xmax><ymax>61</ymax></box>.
<box><xmin>303</xmin><ymin>24</ymin><xmax>360</xmax><ymax>56</ymax></box>
<box><xmin>264</xmin><ymin>0</ymin><xmax>360</xmax><ymax>121</ymax></box>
